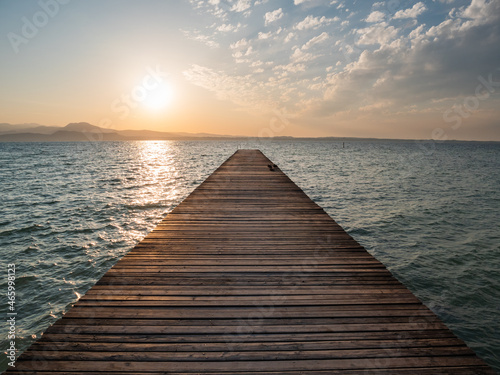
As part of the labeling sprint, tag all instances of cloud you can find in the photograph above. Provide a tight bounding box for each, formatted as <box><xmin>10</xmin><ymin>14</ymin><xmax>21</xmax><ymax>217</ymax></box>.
<box><xmin>230</xmin><ymin>38</ymin><xmax>248</xmax><ymax>49</ymax></box>
<box><xmin>356</xmin><ymin>22</ymin><xmax>398</xmax><ymax>45</ymax></box>
<box><xmin>231</xmin><ymin>0</ymin><xmax>252</xmax><ymax>12</ymax></box>
<box><xmin>264</xmin><ymin>8</ymin><xmax>284</xmax><ymax>26</ymax></box>
<box><xmin>294</xmin><ymin>15</ymin><xmax>335</xmax><ymax>30</ymax></box>
<box><xmin>394</xmin><ymin>2</ymin><xmax>428</xmax><ymax>19</ymax></box>
<box><xmin>365</xmin><ymin>11</ymin><xmax>386</xmax><ymax>23</ymax></box>
<box><xmin>315</xmin><ymin>3</ymin><xmax>500</xmax><ymax>118</ymax></box>
<box><xmin>216</xmin><ymin>23</ymin><xmax>242</xmax><ymax>32</ymax></box>
<box><xmin>184</xmin><ymin>63</ymin><xmax>301</xmax><ymax>110</ymax></box>
<box><xmin>301</xmin><ymin>32</ymin><xmax>329</xmax><ymax>49</ymax></box>
<box><xmin>184</xmin><ymin>0</ymin><xmax>500</xmax><ymax>139</ymax></box>
<box><xmin>274</xmin><ymin>63</ymin><xmax>306</xmax><ymax>73</ymax></box>
<box><xmin>233</xmin><ymin>46</ymin><xmax>253</xmax><ymax>58</ymax></box>
<box><xmin>291</xmin><ymin>48</ymin><xmax>316</xmax><ymax>63</ymax></box>
<box><xmin>182</xmin><ymin>29</ymin><xmax>220</xmax><ymax>48</ymax></box>
<box><xmin>188</xmin><ymin>0</ymin><xmax>231</xmax><ymax>20</ymax></box>
<box><xmin>258</xmin><ymin>31</ymin><xmax>272</xmax><ymax>39</ymax></box>
<box><xmin>459</xmin><ymin>0</ymin><xmax>500</xmax><ymax>25</ymax></box>
<box><xmin>284</xmin><ymin>32</ymin><xmax>296</xmax><ymax>43</ymax></box>
<box><xmin>183</xmin><ymin>64</ymin><xmax>267</xmax><ymax>108</ymax></box>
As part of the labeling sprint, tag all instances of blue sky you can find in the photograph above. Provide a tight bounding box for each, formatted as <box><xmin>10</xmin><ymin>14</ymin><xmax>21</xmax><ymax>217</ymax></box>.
<box><xmin>1</xmin><ymin>0</ymin><xmax>499</xmax><ymax>140</ymax></box>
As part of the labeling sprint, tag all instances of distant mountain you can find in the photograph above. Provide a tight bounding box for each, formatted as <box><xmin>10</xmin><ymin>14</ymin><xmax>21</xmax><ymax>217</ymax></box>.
<box><xmin>0</xmin><ymin>131</ymin><xmax>126</xmax><ymax>142</ymax></box>
<box><xmin>63</xmin><ymin>122</ymin><xmax>116</xmax><ymax>133</ymax></box>
<box><xmin>116</xmin><ymin>129</ymin><xmax>192</xmax><ymax>140</ymax></box>
<box><xmin>0</xmin><ymin>125</ymin><xmax>63</xmax><ymax>135</ymax></box>
<box><xmin>0</xmin><ymin>122</ymin><xmax>246</xmax><ymax>142</ymax></box>
<box><xmin>117</xmin><ymin>129</ymin><xmax>240</xmax><ymax>140</ymax></box>
<box><xmin>0</xmin><ymin>123</ymin><xmax>46</xmax><ymax>133</ymax></box>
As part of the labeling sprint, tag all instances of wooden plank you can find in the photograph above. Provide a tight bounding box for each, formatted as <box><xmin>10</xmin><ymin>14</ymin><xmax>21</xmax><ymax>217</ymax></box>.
<box><xmin>9</xmin><ymin>357</ymin><xmax>492</xmax><ymax>372</ymax></box>
<box><xmin>28</xmin><ymin>330</ymin><xmax>460</xmax><ymax>344</ymax></box>
<box><xmin>47</xmin><ymin>316</ymin><xmax>444</xmax><ymax>327</ymax></box>
<box><xmin>7</xmin><ymin>369</ymin><xmax>494</xmax><ymax>375</ymax></box>
<box><xmin>18</xmin><ymin>346</ymin><xmax>477</xmax><ymax>361</ymax></box>
<box><xmin>5</xmin><ymin>149</ymin><xmax>494</xmax><ymax>374</ymax></box>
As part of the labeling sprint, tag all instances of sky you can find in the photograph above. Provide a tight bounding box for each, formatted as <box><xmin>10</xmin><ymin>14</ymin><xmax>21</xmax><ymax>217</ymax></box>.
<box><xmin>0</xmin><ymin>0</ymin><xmax>499</xmax><ymax>140</ymax></box>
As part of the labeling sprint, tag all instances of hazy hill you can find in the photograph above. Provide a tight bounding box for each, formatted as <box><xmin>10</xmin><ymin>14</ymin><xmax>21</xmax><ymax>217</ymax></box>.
<box><xmin>0</xmin><ymin>122</ymin><xmax>244</xmax><ymax>142</ymax></box>
<box><xmin>0</xmin><ymin>123</ymin><xmax>46</xmax><ymax>133</ymax></box>
<box><xmin>63</xmin><ymin>122</ymin><xmax>117</xmax><ymax>133</ymax></box>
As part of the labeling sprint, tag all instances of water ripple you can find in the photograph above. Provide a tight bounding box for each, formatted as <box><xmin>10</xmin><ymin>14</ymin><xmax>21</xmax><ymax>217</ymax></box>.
<box><xmin>0</xmin><ymin>140</ymin><xmax>498</xmax><ymax>372</ymax></box>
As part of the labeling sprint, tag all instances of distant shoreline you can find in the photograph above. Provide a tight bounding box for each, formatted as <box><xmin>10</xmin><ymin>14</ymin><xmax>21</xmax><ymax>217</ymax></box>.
<box><xmin>1</xmin><ymin>136</ymin><xmax>498</xmax><ymax>144</ymax></box>
<box><xmin>1</xmin><ymin>122</ymin><xmax>499</xmax><ymax>143</ymax></box>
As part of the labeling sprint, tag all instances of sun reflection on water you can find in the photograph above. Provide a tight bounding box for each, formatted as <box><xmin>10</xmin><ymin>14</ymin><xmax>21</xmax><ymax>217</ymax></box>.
<box><xmin>131</xmin><ymin>140</ymin><xmax>180</xmax><ymax>209</ymax></box>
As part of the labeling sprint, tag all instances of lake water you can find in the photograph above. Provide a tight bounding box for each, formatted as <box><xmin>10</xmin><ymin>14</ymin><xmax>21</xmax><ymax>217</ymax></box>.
<box><xmin>1</xmin><ymin>140</ymin><xmax>499</xmax><ymax>372</ymax></box>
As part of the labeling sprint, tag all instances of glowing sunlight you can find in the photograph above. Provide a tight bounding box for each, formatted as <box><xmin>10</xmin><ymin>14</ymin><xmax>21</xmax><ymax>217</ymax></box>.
<box><xmin>143</xmin><ymin>82</ymin><xmax>174</xmax><ymax>111</ymax></box>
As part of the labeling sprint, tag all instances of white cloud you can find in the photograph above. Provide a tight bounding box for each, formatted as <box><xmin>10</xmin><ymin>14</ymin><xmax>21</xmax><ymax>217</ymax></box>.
<box><xmin>183</xmin><ymin>64</ymin><xmax>272</xmax><ymax>109</ymax></box>
<box><xmin>185</xmin><ymin>0</ymin><xmax>500</xmax><ymax>137</ymax></box>
<box><xmin>284</xmin><ymin>32</ymin><xmax>296</xmax><ymax>43</ymax></box>
<box><xmin>459</xmin><ymin>0</ymin><xmax>500</xmax><ymax>25</ymax></box>
<box><xmin>274</xmin><ymin>63</ymin><xmax>306</xmax><ymax>73</ymax></box>
<box><xmin>365</xmin><ymin>10</ymin><xmax>386</xmax><ymax>23</ymax></box>
<box><xmin>291</xmin><ymin>48</ymin><xmax>316</xmax><ymax>63</ymax></box>
<box><xmin>394</xmin><ymin>2</ymin><xmax>427</xmax><ymax>19</ymax></box>
<box><xmin>230</xmin><ymin>38</ymin><xmax>248</xmax><ymax>49</ymax></box>
<box><xmin>184</xmin><ymin>62</ymin><xmax>307</xmax><ymax>110</ymax></box>
<box><xmin>264</xmin><ymin>8</ymin><xmax>284</xmax><ymax>26</ymax></box>
<box><xmin>314</xmin><ymin>5</ymin><xmax>500</xmax><ymax>119</ymax></box>
<box><xmin>356</xmin><ymin>22</ymin><xmax>398</xmax><ymax>45</ymax></box>
<box><xmin>409</xmin><ymin>24</ymin><xmax>426</xmax><ymax>42</ymax></box>
<box><xmin>216</xmin><ymin>23</ymin><xmax>242</xmax><ymax>32</ymax></box>
<box><xmin>231</xmin><ymin>0</ymin><xmax>252</xmax><ymax>12</ymax></box>
<box><xmin>258</xmin><ymin>31</ymin><xmax>272</xmax><ymax>39</ymax></box>
<box><xmin>182</xmin><ymin>29</ymin><xmax>220</xmax><ymax>48</ymax></box>
<box><xmin>230</xmin><ymin>37</ymin><xmax>254</xmax><ymax>64</ymax></box>
<box><xmin>301</xmin><ymin>32</ymin><xmax>329</xmax><ymax>49</ymax></box>
<box><xmin>188</xmin><ymin>0</ymin><xmax>230</xmax><ymax>20</ymax></box>
<box><xmin>294</xmin><ymin>15</ymin><xmax>334</xmax><ymax>30</ymax></box>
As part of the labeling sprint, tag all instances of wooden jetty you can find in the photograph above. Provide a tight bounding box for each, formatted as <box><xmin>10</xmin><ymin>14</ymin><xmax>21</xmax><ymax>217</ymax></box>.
<box><xmin>7</xmin><ymin>149</ymin><xmax>494</xmax><ymax>374</ymax></box>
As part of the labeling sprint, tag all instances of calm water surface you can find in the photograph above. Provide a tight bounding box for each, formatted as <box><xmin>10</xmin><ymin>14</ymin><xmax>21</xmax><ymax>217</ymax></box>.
<box><xmin>0</xmin><ymin>140</ymin><xmax>499</xmax><ymax>372</ymax></box>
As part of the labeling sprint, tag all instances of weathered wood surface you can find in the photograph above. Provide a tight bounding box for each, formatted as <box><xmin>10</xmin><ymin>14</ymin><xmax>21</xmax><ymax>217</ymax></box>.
<box><xmin>7</xmin><ymin>149</ymin><xmax>494</xmax><ymax>374</ymax></box>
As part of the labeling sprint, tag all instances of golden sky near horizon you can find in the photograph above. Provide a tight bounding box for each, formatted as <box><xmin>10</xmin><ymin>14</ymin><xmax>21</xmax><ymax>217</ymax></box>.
<box><xmin>1</xmin><ymin>0</ymin><xmax>500</xmax><ymax>140</ymax></box>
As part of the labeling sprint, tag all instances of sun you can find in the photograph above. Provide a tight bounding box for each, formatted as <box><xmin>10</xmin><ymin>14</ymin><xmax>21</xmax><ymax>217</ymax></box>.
<box><xmin>143</xmin><ymin>82</ymin><xmax>173</xmax><ymax>110</ymax></box>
